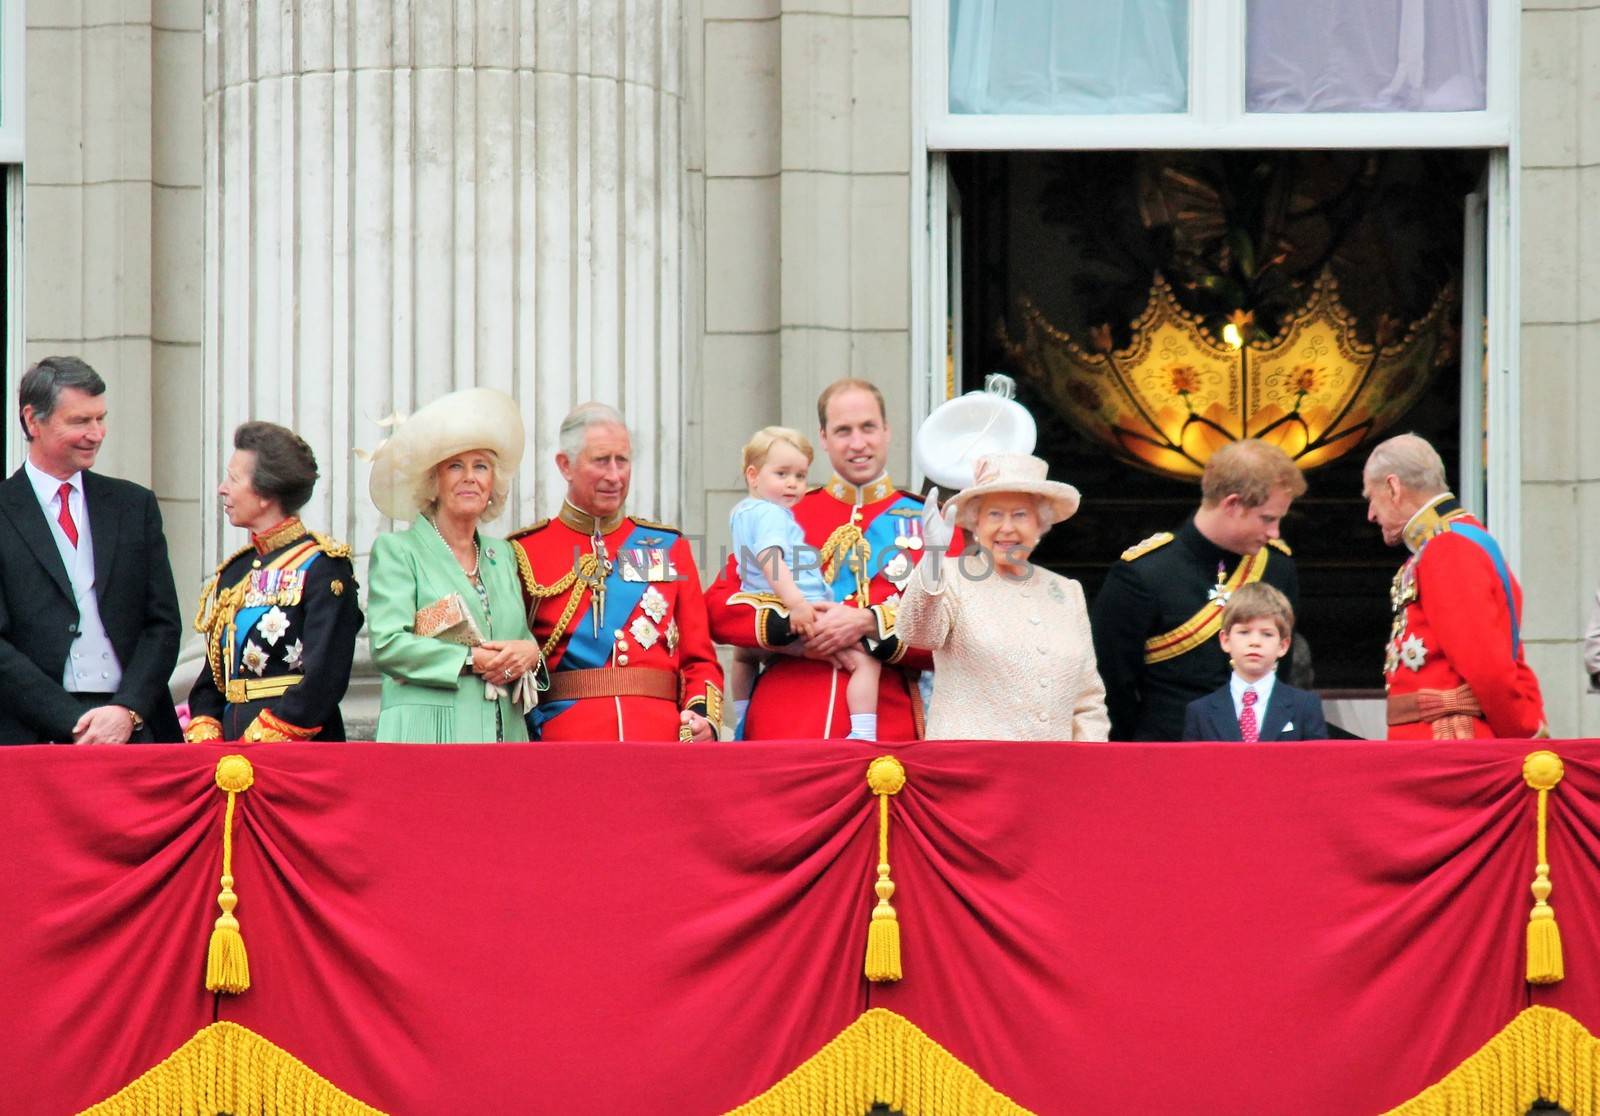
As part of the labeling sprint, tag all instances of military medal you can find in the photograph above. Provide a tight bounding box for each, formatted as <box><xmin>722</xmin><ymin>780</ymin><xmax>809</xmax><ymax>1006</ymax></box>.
<box><xmin>1207</xmin><ymin>561</ymin><xmax>1230</xmax><ymax>605</ymax></box>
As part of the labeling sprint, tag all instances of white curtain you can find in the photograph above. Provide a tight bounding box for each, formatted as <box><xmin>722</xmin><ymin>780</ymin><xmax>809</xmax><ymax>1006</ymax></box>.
<box><xmin>949</xmin><ymin>0</ymin><xmax>1188</xmax><ymax>115</ymax></box>
<box><xmin>1246</xmin><ymin>0</ymin><xmax>1487</xmax><ymax>113</ymax></box>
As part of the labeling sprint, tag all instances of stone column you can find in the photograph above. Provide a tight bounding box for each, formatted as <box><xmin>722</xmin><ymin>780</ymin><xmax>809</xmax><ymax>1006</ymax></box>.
<box><xmin>688</xmin><ymin>0</ymin><xmax>914</xmax><ymax>545</ymax></box>
<box><xmin>1520</xmin><ymin>2</ymin><xmax>1599</xmax><ymax>736</ymax></box>
<box><xmin>26</xmin><ymin>3</ymin><xmax>208</xmax><ymax>598</ymax></box>
<box><xmin>203</xmin><ymin>0</ymin><xmax>687</xmax><ymax>574</ymax></box>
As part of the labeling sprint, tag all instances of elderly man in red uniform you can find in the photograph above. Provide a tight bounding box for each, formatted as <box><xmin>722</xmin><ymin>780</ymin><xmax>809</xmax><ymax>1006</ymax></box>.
<box><xmin>510</xmin><ymin>403</ymin><xmax>722</xmax><ymax>741</ymax></box>
<box><xmin>1363</xmin><ymin>433</ymin><xmax>1546</xmax><ymax>739</ymax></box>
<box><xmin>705</xmin><ymin>379</ymin><xmax>940</xmax><ymax>740</ymax></box>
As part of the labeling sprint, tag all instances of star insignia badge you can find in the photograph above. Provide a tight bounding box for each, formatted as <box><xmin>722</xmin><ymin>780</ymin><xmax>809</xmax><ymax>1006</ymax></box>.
<box><xmin>630</xmin><ymin>616</ymin><xmax>660</xmax><ymax>650</ymax></box>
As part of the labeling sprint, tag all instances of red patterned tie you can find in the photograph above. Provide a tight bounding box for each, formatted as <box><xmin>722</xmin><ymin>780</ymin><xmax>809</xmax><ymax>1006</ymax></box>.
<box><xmin>56</xmin><ymin>482</ymin><xmax>78</xmax><ymax>548</ymax></box>
<box><xmin>1240</xmin><ymin>688</ymin><xmax>1259</xmax><ymax>743</ymax></box>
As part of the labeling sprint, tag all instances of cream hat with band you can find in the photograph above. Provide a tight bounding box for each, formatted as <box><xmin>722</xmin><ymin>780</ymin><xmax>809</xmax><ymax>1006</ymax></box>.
<box><xmin>945</xmin><ymin>453</ymin><xmax>1081</xmax><ymax>526</ymax></box>
<box><xmin>366</xmin><ymin>387</ymin><xmax>525</xmax><ymax>521</ymax></box>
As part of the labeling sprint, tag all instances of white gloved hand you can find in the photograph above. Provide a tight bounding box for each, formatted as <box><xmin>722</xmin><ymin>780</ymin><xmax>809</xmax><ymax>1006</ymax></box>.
<box><xmin>922</xmin><ymin>488</ymin><xmax>954</xmax><ymax>550</ymax></box>
<box><xmin>920</xmin><ymin>488</ymin><xmax>957</xmax><ymax>589</ymax></box>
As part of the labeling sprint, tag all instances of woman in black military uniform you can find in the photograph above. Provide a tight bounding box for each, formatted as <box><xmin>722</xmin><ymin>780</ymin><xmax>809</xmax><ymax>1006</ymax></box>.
<box><xmin>185</xmin><ymin>422</ymin><xmax>363</xmax><ymax>742</ymax></box>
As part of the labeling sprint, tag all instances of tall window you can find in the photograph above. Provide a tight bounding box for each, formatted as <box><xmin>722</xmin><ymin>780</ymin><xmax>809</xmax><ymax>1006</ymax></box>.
<box><xmin>915</xmin><ymin>0</ymin><xmax>1520</xmax><ymax>696</ymax></box>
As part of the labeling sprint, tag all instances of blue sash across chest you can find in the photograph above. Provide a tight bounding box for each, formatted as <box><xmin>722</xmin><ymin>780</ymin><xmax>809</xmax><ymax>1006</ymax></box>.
<box><xmin>228</xmin><ymin>548</ymin><xmax>323</xmax><ymax>670</ymax></box>
<box><xmin>532</xmin><ymin>522</ymin><xmax>679</xmax><ymax>730</ymax></box>
<box><xmin>1430</xmin><ymin>522</ymin><xmax>1521</xmax><ymax>658</ymax></box>
<box><xmin>826</xmin><ymin>495</ymin><xmax>922</xmax><ymax>603</ymax></box>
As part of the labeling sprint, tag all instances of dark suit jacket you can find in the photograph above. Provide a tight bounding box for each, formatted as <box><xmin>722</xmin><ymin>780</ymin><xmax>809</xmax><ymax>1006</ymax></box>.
<box><xmin>0</xmin><ymin>468</ymin><xmax>182</xmax><ymax>743</ymax></box>
<box><xmin>1182</xmin><ymin>679</ymin><xmax>1328</xmax><ymax>742</ymax></box>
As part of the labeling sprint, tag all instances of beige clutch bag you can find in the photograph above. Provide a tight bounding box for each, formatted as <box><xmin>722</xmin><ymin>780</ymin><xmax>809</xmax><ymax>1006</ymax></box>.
<box><xmin>414</xmin><ymin>593</ymin><xmax>487</xmax><ymax>647</ymax></box>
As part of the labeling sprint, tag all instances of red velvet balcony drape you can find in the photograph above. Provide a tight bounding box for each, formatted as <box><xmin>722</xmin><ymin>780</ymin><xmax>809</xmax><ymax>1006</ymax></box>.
<box><xmin>1</xmin><ymin>739</ymin><xmax>1595</xmax><ymax>1114</ymax></box>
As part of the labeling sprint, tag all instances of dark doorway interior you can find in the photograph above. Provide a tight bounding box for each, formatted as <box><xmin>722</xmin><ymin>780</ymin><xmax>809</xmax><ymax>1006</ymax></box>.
<box><xmin>949</xmin><ymin>149</ymin><xmax>1488</xmax><ymax>690</ymax></box>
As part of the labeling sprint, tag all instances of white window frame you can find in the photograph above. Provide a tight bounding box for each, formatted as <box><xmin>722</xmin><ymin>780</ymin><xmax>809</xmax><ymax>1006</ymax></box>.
<box><xmin>909</xmin><ymin>0</ymin><xmax>1521</xmax><ymax>563</ymax></box>
<box><xmin>0</xmin><ymin>0</ymin><xmax>23</xmax><ymax>162</ymax></box>
<box><xmin>1</xmin><ymin>0</ymin><xmax>23</xmax><ymax>467</ymax></box>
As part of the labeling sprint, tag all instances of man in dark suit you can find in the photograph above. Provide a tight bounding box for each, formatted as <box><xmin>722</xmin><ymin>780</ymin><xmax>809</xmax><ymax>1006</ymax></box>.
<box><xmin>0</xmin><ymin>356</ymin><xmax>182</xmax><ymax>743</ymax></box>
<box><xmin>1182</xmin><ymin>582</ymin><xmax>1326</xmax><ymax>742</ymax></box>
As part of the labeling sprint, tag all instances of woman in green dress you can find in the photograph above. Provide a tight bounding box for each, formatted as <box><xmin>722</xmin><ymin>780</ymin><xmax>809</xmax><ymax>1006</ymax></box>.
<box><xmin>366</xmin><ymin>387</ymin><xmax>544</xmax><ymax>743</ymax></box>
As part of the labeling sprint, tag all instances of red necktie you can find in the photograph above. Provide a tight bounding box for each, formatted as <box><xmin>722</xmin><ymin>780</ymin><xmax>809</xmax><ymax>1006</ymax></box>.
<box><xmin>57</xmin><ymin>482</ymin><xmax>78</xmax><ymax>548</ymax></box>
<box><xmin>1240</xmin><ymin>688</ymin><xmax>1259</xmax><ymax>743</ymax></box>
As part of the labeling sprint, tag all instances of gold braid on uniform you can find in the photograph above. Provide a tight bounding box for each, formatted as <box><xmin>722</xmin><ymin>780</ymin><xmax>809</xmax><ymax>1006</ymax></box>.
<box><xmin>194</xmin><ymin>545</ymin><xmax>254</xmax><ymax>692</ymax></box>
<box><xmin>513</xmin><ymin>543</ymin><xmax>606</xmax><ymax>660</ymax></box>
<box><xmin>310</xmin><ymin>532</ymin><xmax>352</xmax><ymax>559</ymax></box>
<box><xmin>819</xmin><ymin>524</ymin><xmax>872</xmax><ymax>607</ymax></box>
<box><xmin>184</xmin><ymin>716</ymin><xmax>223</xmax><ymax>743</ymax></box>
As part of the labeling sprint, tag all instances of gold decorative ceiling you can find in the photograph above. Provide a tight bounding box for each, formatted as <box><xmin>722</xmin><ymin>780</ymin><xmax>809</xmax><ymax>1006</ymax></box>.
<box><xmin>1005</xmin><ymin>269</ymin><xmax>1456</xmax><ymax>479</ymax></box>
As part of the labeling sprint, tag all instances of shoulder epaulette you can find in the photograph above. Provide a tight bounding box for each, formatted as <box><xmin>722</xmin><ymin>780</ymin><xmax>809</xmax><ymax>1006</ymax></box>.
<box><xmin>630</xmin><ymin>517</ymin><xmax>682</xmax><ymax>535</ymax></box>
<box><xmin>506</xmin><ymin>518</ymin><xmax>550</xmax><ymax>542</ymax></box>
<box><xmin>1267</xmin><ymin>537</ymin><xmax>1293</xmax><ymax>556</ymax></box>
<box><xmin>1120</xmin><ymin>532</ymin><xmax>1174</xmax><ymax>562</ymax></box>
<box><xmin>311</xmin><ymin>532</ymin><xmax>353</xmax><ymax>559</ymax></box>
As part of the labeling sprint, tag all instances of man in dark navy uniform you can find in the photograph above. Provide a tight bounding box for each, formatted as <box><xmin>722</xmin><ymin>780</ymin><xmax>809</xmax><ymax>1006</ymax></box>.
<box><xmin>1091</xmin><ymin>439</ymin><xmax>1305</xmax><ymax>741</ymax></box>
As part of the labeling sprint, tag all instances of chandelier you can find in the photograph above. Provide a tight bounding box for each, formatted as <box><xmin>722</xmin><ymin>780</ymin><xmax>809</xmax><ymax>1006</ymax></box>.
<box><xmin>1004</xmin><ymin>269</ymin><xmax>1456</xmax><ymax>479</ymax></box>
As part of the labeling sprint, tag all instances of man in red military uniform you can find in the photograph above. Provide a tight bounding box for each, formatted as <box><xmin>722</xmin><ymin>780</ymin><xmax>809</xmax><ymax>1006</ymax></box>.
<box><xmin>705</xmin><ymin>379</ymin><xmax>941</xmax><ymax>740</ymax></box>
<box><xmin>1363</xmin><ymin>433</ymin><xmax>1546</xmax><ymax>739</ymax></box>
<box><xmin>510</xmin><ymin>403</ymin><xmax>722</xmax><ymax>741</ymax></box>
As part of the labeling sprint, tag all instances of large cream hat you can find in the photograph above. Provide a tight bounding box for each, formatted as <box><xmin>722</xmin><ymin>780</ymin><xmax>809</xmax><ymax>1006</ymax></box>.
<box><xmin>946</xmin><ymin>453</ymin><xmax>1081</xmax><ymax>526</ymax></box>
<box><xmin>914</xmin><ymin>374</ymin><xmax>1038</xmax><ymax>490</ymax></box>
<box><xmin>366</xmin><ymin>387</ymin><xmax>525</xmax><ymax>520</ymax></box>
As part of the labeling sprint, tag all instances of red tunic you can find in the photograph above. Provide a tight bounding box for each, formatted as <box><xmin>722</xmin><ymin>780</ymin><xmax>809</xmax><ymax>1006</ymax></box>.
<box><xmin>705</xmin><ymin>475</ymin><xmax>939</xmax><ymax>741</ymax></box>
<box><xmin>511</xmin><ymin>508</ymin><xmax>723</xmax><ymax>741</ymax></box>
<box><xmin>1383</xmin><ymin>500</ymin><xmax>1545</xmax><ymax>740</ymax></box>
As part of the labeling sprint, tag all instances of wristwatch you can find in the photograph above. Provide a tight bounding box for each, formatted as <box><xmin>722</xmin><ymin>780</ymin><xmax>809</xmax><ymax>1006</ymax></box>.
<box><xmin>123</xmin><ymin>706</ymin><xmax>144</xmax><ymax>732</ymax></box>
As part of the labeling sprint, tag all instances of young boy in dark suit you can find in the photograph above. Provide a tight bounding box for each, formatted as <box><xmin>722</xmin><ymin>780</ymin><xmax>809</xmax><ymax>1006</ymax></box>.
<box><xmin>1182</xmin><ymin>582</ymin><xmax>1327</xmax><ymax>741</ymax></box>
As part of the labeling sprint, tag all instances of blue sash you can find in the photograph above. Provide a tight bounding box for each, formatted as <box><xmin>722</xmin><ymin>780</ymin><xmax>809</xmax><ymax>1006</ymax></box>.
<box><xmin>1444</xmin><ymin>522</ymin><xmax>1521</xmax><ymax>658</ymax></box>
<box><xmin>827</xmin><ymin>494</ymin><xmax>922</xmax><ymax>603</ymax></box>
<box><xmin>531</xmin><ymin>522</ymin><xmax>678</xmax><ymax>733</ymax></box>
<box><xmin>228</xmin><ymin>551</ymin><xmax>323</xmax><ymax>673</ymax></box>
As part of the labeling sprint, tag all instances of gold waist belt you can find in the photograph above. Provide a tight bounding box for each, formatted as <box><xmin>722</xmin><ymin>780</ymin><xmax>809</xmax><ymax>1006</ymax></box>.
<box><xmin>226</xmin><ymin>675</ymin><xmax>303</xmax><ymax>704</ymax></box>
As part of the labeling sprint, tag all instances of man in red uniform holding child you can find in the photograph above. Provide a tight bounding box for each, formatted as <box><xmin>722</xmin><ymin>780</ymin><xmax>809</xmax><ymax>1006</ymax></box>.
<box><xmin>705</xmin><ymin>379</ymin><xmax>941</xmax><ymax>740</ymax></box>
<box><xmin>1362</xmin><ymin>433</ymin><xmax>1546</xmax><ymax>739</ymax></box>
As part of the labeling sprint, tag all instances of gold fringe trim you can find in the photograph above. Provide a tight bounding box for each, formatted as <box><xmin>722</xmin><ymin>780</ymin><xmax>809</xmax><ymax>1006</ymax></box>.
<box><xmin>1382</xmin><ymin>1007</ymin><xmax>1600</xmax><ymax>1115</ymax></box>
<box><xmin>725</xmin><ymin>1008</ymin><xmax>1032</xmax><ymax>1116</ymax></box>
<box><xmin>79</xmin><ymin>1021</ymin><xmax>386</xmax><ymax>1115</ymax></box>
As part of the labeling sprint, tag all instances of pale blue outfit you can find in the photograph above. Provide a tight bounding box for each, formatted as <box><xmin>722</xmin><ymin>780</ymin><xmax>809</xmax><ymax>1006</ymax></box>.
<box><xmin>729</xmin><ymin>497</ymin><xmax>829</xmax><ymax>602</ymax></box>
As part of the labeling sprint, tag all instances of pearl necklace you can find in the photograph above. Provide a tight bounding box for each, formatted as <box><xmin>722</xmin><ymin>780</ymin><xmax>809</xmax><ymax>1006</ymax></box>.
<box><xmin>429</xmin><ymin>516</ymin><xmax>481</xmax><ymax>579</ymax></box>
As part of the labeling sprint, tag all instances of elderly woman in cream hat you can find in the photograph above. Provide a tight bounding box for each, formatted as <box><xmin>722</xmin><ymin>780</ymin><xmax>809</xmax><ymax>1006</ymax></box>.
<box><xmin>366</xmin><ymin>387</ymin><xmax>543</xmax><ymax>743</ymax></box>
<box><xmin>895</xmin><ymin>453</ymin><xmax>1109</xmax><ymax>741</ymax></box>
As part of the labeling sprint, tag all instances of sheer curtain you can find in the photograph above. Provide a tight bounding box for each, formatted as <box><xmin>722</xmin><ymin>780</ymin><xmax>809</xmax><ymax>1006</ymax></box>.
<box><xmin>949</xmin><ymin>0</ymin><xmax>1188</xmax><ymax>115</ymax></box>
<box><xmin>1246</xmin><ymin>0</ymin><xmax>1487</xmax><ymax>113</ymax></box>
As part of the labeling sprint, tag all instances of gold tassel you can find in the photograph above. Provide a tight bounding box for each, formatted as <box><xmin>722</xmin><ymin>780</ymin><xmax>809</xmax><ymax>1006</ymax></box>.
<box><xmin>1523</xmin><ymin>750</ymin><xmax>1565</xmax><ymax>985</ymax></box>
<box><xmin>864</xmin><ymin>756</ymin><xmax>907</xmax><ymax>983</ymax></box>
<box><xmin>207</xmin><ymin>754</ymin><xmax>256</xmax><ymax>995</ymax></box>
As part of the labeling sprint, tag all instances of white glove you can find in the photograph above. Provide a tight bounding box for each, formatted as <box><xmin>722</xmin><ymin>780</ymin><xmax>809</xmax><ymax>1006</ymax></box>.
<box><xmin>922</xmin><ymin>488</ymin><xmax>954</xmax><ymax>549</ymax></box>
<box><xmin>920</xmin><ymin>488</ymin><xmax>957</xmax><ymax>589</ymax></box>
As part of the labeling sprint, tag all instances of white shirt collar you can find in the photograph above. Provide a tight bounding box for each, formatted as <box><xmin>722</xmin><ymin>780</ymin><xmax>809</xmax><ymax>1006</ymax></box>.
<box><xmin>1229</xmin><ymin>670</ymin><xmax>1277</xmax><ymax>719</ymax></box>
<box><xmin>23</xmin><ymin>458</ymin><xmax>83</xmax><ymax>510</ymax></box>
